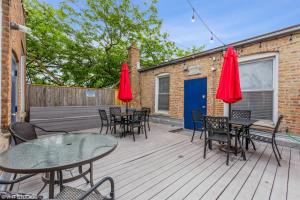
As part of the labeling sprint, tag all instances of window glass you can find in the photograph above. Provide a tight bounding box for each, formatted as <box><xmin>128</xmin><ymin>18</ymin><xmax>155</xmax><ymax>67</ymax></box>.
<box><xmin>239</xmin><ymin>59</ymin><xmax>273</xmax><ymax>91</ymax></box>
<box><xmin>232</xmin><ymin>58</ymin><xmax>274</xmax><ymax>121</ymax></box>
<box><xmin>157</xmin><ymin>76</ymin><xmax>170</xmax><ymax>111</ymax></box>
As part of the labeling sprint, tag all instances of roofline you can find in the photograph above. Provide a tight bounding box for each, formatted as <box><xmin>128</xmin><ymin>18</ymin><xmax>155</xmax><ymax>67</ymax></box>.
<box><xmin>139</xmin><ymin>23</ymin><xmax>300</xmax><ymax>72</ymax></box>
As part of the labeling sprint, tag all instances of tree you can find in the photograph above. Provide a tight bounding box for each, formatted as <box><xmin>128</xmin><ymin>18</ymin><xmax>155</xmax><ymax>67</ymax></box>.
<box><xmin>25</xmin><ymin>0</ymin><xmax>204</xmax><ymax>87</ymax></box>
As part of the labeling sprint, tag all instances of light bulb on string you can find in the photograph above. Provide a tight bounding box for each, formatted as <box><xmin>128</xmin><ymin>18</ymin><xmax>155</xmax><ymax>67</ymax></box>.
<box><xmin>209</xmin><ymin>34</ymin><xmax>214</xmax><ymax>44</ymax></box>
<box><xmin>191</xmin><ymin>9</ymin><xmax>196</xmax><ymax>23</ymax></box>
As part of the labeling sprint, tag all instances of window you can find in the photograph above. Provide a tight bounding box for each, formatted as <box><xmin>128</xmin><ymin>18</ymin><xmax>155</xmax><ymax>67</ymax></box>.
<box><xmin>232</xmin><ymin>56</ymin><xmax>277</xmax><ymax>121</ymax></box>
<box><xmin>155</xmin><ymin>74</ymin><xmax>170</xmax><ymax>113</ymax></box>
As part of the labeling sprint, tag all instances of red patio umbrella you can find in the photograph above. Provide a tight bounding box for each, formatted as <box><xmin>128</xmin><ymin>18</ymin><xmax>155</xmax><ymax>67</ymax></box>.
<box><xmin>118</xmin><ymin>63</ymin><xmax>133</xmax><ymax>112</ymax></box>
<box><xmin>216</xmin><ymin>46</ymin><xmax>242</xmax><ymax>118</ymax></box>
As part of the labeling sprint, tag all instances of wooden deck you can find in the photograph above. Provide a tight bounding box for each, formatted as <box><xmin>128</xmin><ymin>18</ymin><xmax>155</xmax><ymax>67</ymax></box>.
<box><xmin>12</xmin><ymin>123</ymin><xmax>300</xmax><ymax>199</ymax></box>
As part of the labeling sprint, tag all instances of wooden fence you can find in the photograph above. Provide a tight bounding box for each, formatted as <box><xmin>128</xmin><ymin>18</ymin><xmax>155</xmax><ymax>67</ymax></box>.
<box><xmin>26</xmin><ymin>84</ymin><xmax>116</xmax><ymax>108</ymax></box>
<box><xmin>26</xmin><ymin>84</ymin><xmax>120</xmax><ymax>133</ymax></box>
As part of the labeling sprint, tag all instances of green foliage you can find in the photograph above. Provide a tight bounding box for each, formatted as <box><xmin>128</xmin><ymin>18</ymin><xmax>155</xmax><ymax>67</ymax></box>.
<box><xmin>25</xmin><ymin>0</ymin><xmax>204</xmax><ymax>87</ymax></box>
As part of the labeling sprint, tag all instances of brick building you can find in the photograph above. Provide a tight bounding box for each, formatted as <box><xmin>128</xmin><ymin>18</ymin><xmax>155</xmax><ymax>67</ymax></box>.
<box><xmin>129</xmin><ymin>24</ymin><xmax>300</xmax><ymax>135</ymax></box>
<box><xmin>0</xmin><ymin>0</ymin><xmax>26</xmax><ymax>131</ymax></box>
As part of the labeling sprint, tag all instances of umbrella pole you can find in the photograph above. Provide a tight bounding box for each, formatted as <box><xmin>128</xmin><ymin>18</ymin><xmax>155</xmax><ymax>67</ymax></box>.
<box><xmin>126</xmin><ymin>102</ymin><xmax>128</xmax><ymax>114</ymax></box>
<box><xmin>229</xmin><ymin>103</ymin><xmax>232</xmax><ymax>120</ymax></box>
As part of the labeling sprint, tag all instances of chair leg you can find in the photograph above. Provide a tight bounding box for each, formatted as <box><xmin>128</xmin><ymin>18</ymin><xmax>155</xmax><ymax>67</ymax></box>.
<box><xmin>234</xmin><ymin>134</ymin><xmax>238</xmax><ymax>156</ymax></box>
<box><xmin>226</xmin><ymin>143</ymin><xmax>230</xmax><ymax>166</ymax></box>
<box><xmin>9</xmin><ymin>173</ymin><xmax>18</xmax><ymax>191</ymax></box>
<box><xmin>200</xmin><ymin>129</ymin><xmax>204</xmax><ymax>139</ymax></box>
<box><xmin>100</xmin><ymin>124</ymin><xmax>103</xmax><ymax>134</ymax></box>
<box><xmin>132</xmin><ymin>129</ymin><xmax>136</xmax><ymax>142</ymax></box>
<box><xmin>274</xmin><ymin>138</ymin><xmax>282</xmax><ymax>159</ymax></box>
<box><xmin>191</xmin><ymin>124</ymin><xmax>196</xmax><ymax>142</ymax></box>
<box><xmin>272</xmin><ymin>142</ymin><xmax>281</xmax><ymax>166</ymax></box>
<box><xmin>105</xmin><ymin>125</ymin><xmax>109</xmax><ymax>135</ymax></box>
<box><xmin>147</xmin><ymin>119</ymin><xmax>150</xmax><ymax>131</ymax></box>
<box><xmin>203</xmin><ymin>140</ymin><xmax>207</xmax><ymax>159</ymax></box>
<box><xmin>238</xmin><ymin>135</ymin><xmax>246</xmax><ymax>161</ymax></box>
<box><xmin>144</xmin><ymin>125</ymin><xmax>148</xmax><ymax>139</ymax></box>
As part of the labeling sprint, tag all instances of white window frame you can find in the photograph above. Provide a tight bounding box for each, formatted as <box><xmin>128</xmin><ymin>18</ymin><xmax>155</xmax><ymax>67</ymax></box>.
<box><xmin>155</xmin><ymin>73</ymin><xmax>170</xmax><ymax>114</ymax></box>
<box><xmin>224</xmin><ymin>52</ymin><xmax>279</xmax><ymax>123</ymax></box>
<box><xmin>20</xmin><ymin>56</ymin><xmax>26</xmax><ymax>112</ymax></box>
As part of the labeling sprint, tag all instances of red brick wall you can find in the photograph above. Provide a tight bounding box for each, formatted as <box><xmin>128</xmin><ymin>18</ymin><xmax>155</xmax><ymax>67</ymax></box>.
<box><xmin>133</xmin><ymin>32</ymin><xmax>300</xmax><ymax>134</ymax></box>
<box><xmin>1</xmin><ymin>0</ymin><xmax>26</xmax><ymax>130</ymax></box>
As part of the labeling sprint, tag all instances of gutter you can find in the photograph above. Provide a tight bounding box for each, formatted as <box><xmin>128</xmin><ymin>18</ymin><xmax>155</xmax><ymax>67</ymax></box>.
<box><xmin>139</xmin><ymin>23</ymin><xmax>300</xmax><ymax>72</ymax></box>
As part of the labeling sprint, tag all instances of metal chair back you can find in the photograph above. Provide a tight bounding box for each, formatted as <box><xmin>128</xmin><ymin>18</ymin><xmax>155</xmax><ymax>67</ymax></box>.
<box><xmin>191</xmin><ymin>109</ymin><xmax>203</xmax><ymax>122</ymax></box>
<box><xmin>109</xmin><ymin>107</ymin><xmax>121</xmax><ymax>118</ymax></box>
<box><xmin>204</xmin><ymin>116</ymin><xmax>230</xmax><ymax>136</ymax></box>
<box><xmin>98</xmin><ymin>109</ymin><xmax>109</xmax><ymax>121</ymax></box>
<box><xmin>142</xmin><ymin>107</ymin><xmax>150</xmax><ymax>116</ymax></box>
<box><xmin>132</xmin><ymin>110</ymin><xmax>145</xmax><ymax>123</ymax></box>
<box><xmin>273</xmin><ymin>115</ymin><xmax>283</xmax><ymax>135</ymax></box>
<box><xmin>8</xmin><ymin>122</ymin><xmax>38</xmax><ymax>145</ymax></box>
<box><xmin>231</xmin><ymin>110</ymin><xmax>251</xmax><ymax>120</ymax></box>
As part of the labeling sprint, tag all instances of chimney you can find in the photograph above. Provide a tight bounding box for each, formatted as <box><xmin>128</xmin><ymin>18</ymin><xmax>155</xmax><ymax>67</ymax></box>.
<box><xmin>128</xmin><ymin>43</ymin><xmax>141</xmax><ymax>108</ymax></box>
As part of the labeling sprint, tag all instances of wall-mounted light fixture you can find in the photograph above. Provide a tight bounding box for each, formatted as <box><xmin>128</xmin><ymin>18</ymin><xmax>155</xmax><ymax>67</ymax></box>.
<box><xmin>10</xmin><ymin>21</ymin><xmax>32</xmax><ymax>34</ymax></box>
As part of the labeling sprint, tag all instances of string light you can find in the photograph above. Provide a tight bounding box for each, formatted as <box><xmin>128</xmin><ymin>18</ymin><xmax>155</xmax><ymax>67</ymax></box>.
<box><xmin>187</xmin><ymin>0</ymin><xmax>226</xmax><ymax>46</ymax></box>
<box><xmin>191</xmin><ymin>8</ymin><xmax>196</xmax><ymax>23</ymax></box>
<box><xmin>210</xmin><ymin>34</ymin><xmax>214</xmax><ymax>44</ymax></box>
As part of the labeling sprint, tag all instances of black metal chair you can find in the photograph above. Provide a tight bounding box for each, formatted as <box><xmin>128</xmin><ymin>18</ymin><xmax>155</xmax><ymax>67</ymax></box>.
<box><xmin>231</xmin><ymin>110</ymin><xmax>254</xmax><ymax>152</ymax></box>
<box><xmin>141</xmin><ymin>107</ymin><xmax>151</xmax><ymax>131</ymax></box>
<box><xmin>191</xmin><ymin>109</ymin><xmax>205</xmax><ymax>142</ymax></box>
<box><xmin>109</xmin><ymin>107</ymin><xmax>122</xmax><ymax>134</ymax></box>
<box><xmin>98</xmin><ymin>109</ymin><xmax>110</xmax><ymax>134</ymax></box>
<box><xmin>7</xmin><ymin>122</ymin><xmax>69</xmax><ymax>191</ymax></box>
<box><xmin>249</xmin><ymin>115</ymin><xmax>283</xmax><ymax>166</ymax></box>
<box><xmin>128</xmin><ymin>110</ymin><xmax>147</xmax><ymax>142</ymax></box>
<box><xmin>0</xmin><ymin>176</ymin><xmax>115</xmax><ymax>200</ymax></box>
<box><xmin>204</xmin><ymin>116</ymin><xmax>245</xmax><ymax>165</ymax></box>
<box><xmin>8</xmin><ymin>122</ymin><xmax>89</xmax><ymax>193</ymax></box>
<box><xmin>231</xmin><ymin>110</ymin><xmax>251</xmax><ymax>120</ymax></box>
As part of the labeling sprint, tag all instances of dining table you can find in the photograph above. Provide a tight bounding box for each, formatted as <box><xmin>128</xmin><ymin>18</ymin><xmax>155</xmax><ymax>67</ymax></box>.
<box><xmin>0</xmin><ymin>132</ymin><xmax>118</xmax><ymax>199</ymax></box>
<box><xmin>112</xmin><ymin>112</ymin><xmax>134</xmax><ymax>137</ymax></box>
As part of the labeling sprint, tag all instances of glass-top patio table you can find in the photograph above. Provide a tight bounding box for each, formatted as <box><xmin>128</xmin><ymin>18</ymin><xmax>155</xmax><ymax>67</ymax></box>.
<box><xmin>0</xmin><ymin>132</ymin><xmax>118</xmax><ymax>198</ymax></box>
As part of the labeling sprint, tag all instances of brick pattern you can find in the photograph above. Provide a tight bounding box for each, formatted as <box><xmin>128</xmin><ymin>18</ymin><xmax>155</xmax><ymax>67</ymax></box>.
<box><xmin>1</xmin><ymin>0</ymin><xmax>26</xmax><ymax>130</ymax></box>
<box><xmin>131</xmin><ymin>33</ymin><xmax>300</xmax><ymax>134</ymax></box>
<box><xmin>128</xmin><ymin>43</ymin><xmax>141</xmax><ymax>109</ymax></box>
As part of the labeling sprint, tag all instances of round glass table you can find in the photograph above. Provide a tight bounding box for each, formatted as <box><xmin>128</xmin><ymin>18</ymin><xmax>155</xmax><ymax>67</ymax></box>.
<box><xmin>0</xmin><ymin>132</ymin><xmax>118</xmax><ymax>198</ymax></box>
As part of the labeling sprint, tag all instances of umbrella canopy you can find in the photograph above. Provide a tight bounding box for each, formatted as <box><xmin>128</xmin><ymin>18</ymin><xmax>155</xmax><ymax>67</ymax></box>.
<box><xmin>118</xmin><ymin>63</ymin><xmax>133</xmax><ymax>102</ymax></box>
<box><xmin>216</xmin><ymin>46</ymin><xmax>242</xmax><ymax>103</ymax></box>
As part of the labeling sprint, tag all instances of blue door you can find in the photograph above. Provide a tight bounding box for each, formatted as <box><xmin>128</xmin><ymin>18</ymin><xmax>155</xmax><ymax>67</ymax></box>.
<box><xmin>11</xmin><ymin>56</ymin><xmax>18</xmax><ymax>123</ymax></box>
<box><xmin>184</xmin><ymin>78</ymin><xmax>207</xmax><ymax>129</ymax></box>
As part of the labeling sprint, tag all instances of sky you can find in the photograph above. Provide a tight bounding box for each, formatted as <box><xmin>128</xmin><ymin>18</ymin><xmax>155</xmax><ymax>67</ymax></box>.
<box><xmin>41</xmin><ymin>0</ymin><xmax>300</xmax><ymax>50</ymax></box>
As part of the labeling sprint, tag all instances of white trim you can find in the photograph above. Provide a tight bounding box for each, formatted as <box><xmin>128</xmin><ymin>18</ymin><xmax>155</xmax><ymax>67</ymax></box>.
<box><xmin>155</xmin><ymin>73</ymin><xmax>170</xmax><ymax>114</ymax></box>
<box><xmin>0</xmin><ymin>0</ymin><xmax>2</xmax><ymax>130</ymax></box>
<box><xmin>224</xmin><ymin>52</ymin><xmax>279</xmax><ymax>122</ymax></box>
<box><xmin>20</xmin><ymin>56</ymin><xmax>25</xmax><ymax>112</ymax></box>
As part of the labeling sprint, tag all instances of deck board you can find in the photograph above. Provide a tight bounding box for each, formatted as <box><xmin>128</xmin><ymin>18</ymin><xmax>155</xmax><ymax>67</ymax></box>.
<box><xmin>12</xmin><ymin>123</ymin><xmax>300</xmax><ymax>200</ymax></box>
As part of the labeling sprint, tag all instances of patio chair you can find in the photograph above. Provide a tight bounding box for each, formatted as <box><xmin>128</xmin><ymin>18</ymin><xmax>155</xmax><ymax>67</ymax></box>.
<box><xmin>141</xmin><ymin>107</ymin><xmax>151</xmax><ymax>131</ymax></box>
<box><xmin>8</xmin><ymin>122</ymin><xmax>89</xmax><ymax>192</ymax></box>
<box><xmin>191</xmin><ymin>109</ymin><xmax>205</xmax><ymax>142</ymax></box>
<box><xmin>109</xmin><ymin>107</ymin><xmax>122</xmax><ymax>134</ymax></box>
<box><xmin>0</xmin><ymin>176</ymin><xmax>114</xmax><ymax>200</ymax></box>
<box><xmin>231</xmin><ymin>110</ymin><xmax>255</xmax><ymax>152</ymax></box>
<box><xmin>6</xmin><ymin>122</ymin><xmax>69</xmax><ymax>191</ymax></box>
<box><xmin>249</xmin><ymin>115</ymin><xmax>283</xmax><ymax>166</ymax></box>
<box><xmin>204</xmin><ymin>116</ymin><xmax>245</xmax><ymax>165</ymax></box>
<box><xmin>98</xmin><ymin>109</ymin><xmax>110</xmax><ymax>134</ymax></box>
<box><xmin>128</xmin><ymin>110</ymin><xmax>147</xmax><ymax>142</ymax></box>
